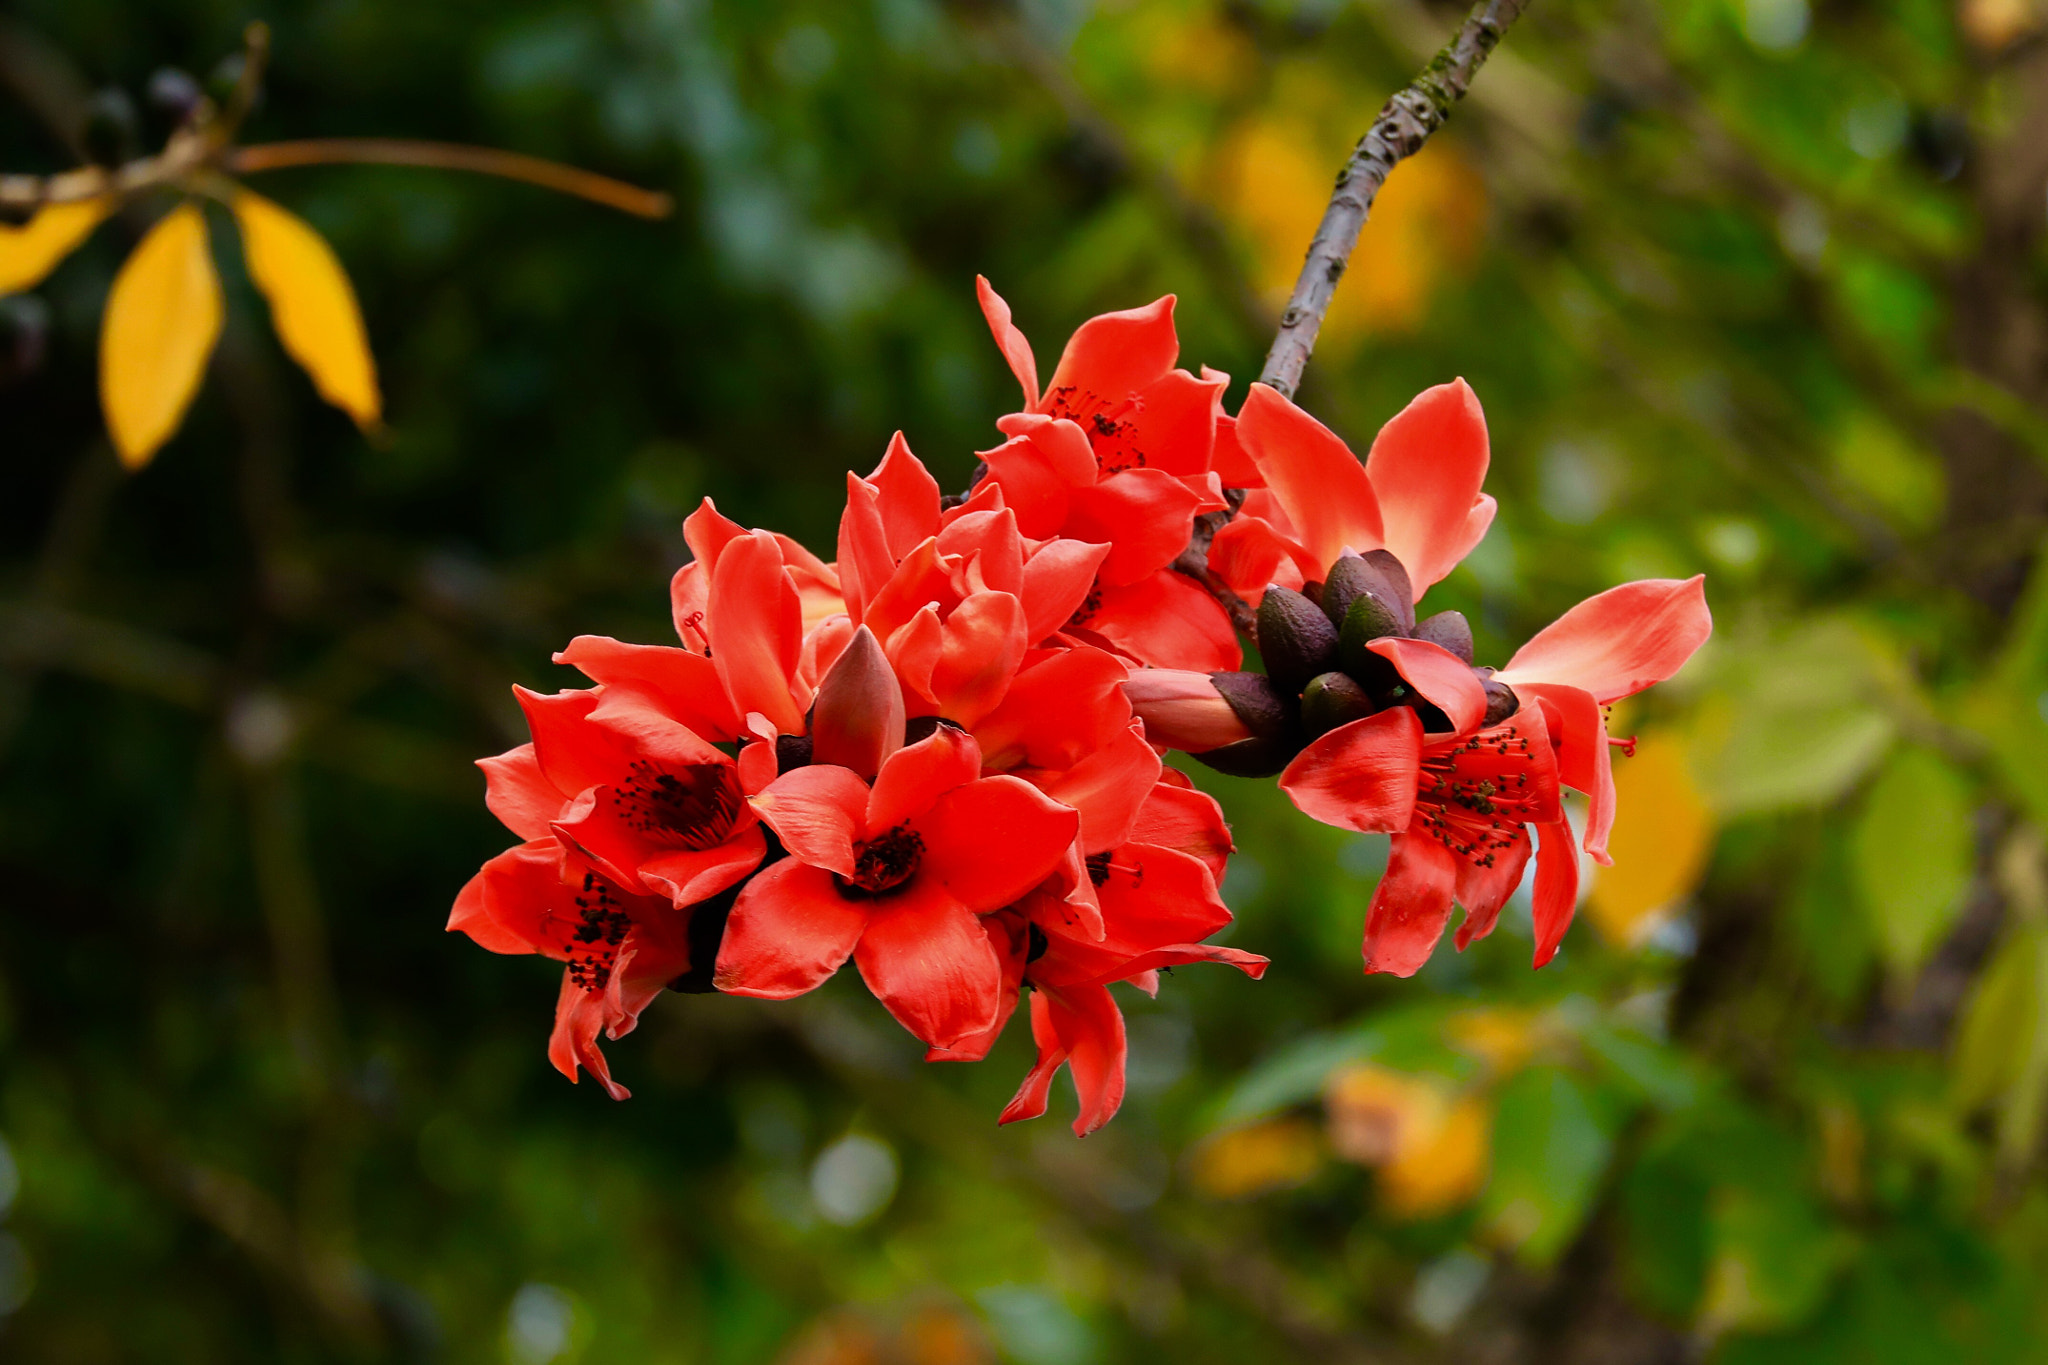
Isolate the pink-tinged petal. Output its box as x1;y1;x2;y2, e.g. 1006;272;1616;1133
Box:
1423;494;1497;605
749;764;870;876
885;605;944;711
869;432;943;560
1208;514;1315;599
915;774;1081;911
1364;378;1490;591
708;531;806;734
1280;707;1424;833
1363;833;1460;976
550;971;630;1100
1452;826;1532;951
1519;681;1616;864
1235;382;1384;568
836;472;891;626
854;878;1004;1048
868;724;981;832
980;435;1075;540
514;686;619;798
715;859;868;998
1123;368;1225;478
999;989;1065;1127
933;592;1029;729
1531;818;1581;968
995;413;1100;487
682;497;749;575
977;275;1039;409
448;839;566;955
1030;722;1161;853
776;535;846;634
670;561;710;653
1085;571;1242;672
477;743;565;841
811;625;905;780
1123;669;1253;753
939;507;1024;597
972;646;1131;772
737;737;778;795
1041;295;1179;418
639;824;768;908
1129;780;1233;883
1496;576;1713;704
1365;638;1487;735
927;914;1030;1063
1020;538;1112;642
1063;468;1204;588
799;613;855;692
555;636;742;742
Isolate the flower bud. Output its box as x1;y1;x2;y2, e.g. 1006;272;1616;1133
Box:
1337;596;1405;697
1192;735;1298;779
1125;669;1255;752
1300;671;1376;738
810;625;903;778
1257;585;1339;696
1320;550;1414;634
1481;677;1519;727
1210;670;1295;740
1413;610;1473;665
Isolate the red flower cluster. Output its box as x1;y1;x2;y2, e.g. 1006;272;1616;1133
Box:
451;282;1711;1130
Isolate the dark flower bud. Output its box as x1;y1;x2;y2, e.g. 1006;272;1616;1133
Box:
1210;671;1294;740
80;89;138;169
1256;585;1339;695
1337;595;1405;697
1300;671;1375;738
1480;674;1519;727
1193;734;1300;779
774;733;814;773
1413;610;1474;664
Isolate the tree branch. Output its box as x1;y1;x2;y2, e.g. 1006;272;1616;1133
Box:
1258;0;1534;398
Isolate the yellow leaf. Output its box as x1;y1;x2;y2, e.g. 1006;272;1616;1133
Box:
1325;1064;1491;1218
0;196;111;295
1585;731;1716;947
1187;1117;1323;1200
231;190;381;429
99;203;223;469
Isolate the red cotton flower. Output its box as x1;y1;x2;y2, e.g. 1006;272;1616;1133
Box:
714;722;1081;1049
975;277;1240;672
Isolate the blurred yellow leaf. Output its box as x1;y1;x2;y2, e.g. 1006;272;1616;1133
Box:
1447;1007;1542;1076
232;190;381;429
1187;1117;1322;1200
1586;732;1716;947
1960;0;2042;50
1326;1064;1490;1219
0;197;111;295
99;202;224;469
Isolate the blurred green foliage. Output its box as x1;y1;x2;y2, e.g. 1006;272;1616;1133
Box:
3;0;2048;1361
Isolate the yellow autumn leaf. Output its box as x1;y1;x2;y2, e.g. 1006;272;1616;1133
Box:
1326;1064;1492;1219
232;190;381;429
1585;731;1716;947
0;196;111;295
1186;1117;1323;1200
100;203;224;469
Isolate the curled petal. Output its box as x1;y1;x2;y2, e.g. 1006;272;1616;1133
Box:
1365;638;1488;735
1364;379;1491;593
750;764;870;876
1235;382;1384;568
980;435;1073;540
549;971;630;1100
868;724;981;832
973;647;1131;771
555;635;741;742
1496;576;1713;704
639;824;769;908
885;605;945;711
1532;818;1581;968
999;984;1127;1136
1519;681;1616;864
1279;707;1423;834
1041;295;1179;418
1129;781;1233;883
477;743;566;841
1208;513;1316;599
977;275;1040;409
682;498;749;576
1030;722;1162;853
448;839;570;955
1363;833;1460;977
1452;826;1532;951
708;531;806;734
932;591;1029;729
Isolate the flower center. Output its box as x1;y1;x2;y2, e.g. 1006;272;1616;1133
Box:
565;872;631;992
1413;722;1549;868
840;824;923;898
611;761;741;849
1045;385;1149;474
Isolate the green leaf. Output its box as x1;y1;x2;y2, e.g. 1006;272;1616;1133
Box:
1699;1181;1847;1335
1850;746;1977;983
1950;923;2048;1165
1478;1067;1623;1267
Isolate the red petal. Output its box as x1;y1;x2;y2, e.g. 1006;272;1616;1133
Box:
932;591;1029;729
1063;468;1204;588
861;536;954;644
1279;708;1423;833
885;605;945;711
853;878;1004;1048
514;686;617;798
926;914;1030;1063
1002;984;1128;1136
714;859;868;998
549;971;630;1100
868;723;981;832
1085;570;1242;672
1364;379;1490;592
1124;369;1225;478
1362;833;1459;976
939;506;1024;597
448;839;568;955
1208;407;1262;487
477;743;565;841
1517;681;1616;864
994;413;1100;486
708;531;806;734
749;765;870;875
799;613;855;693
1034;845;1235;986
1497;576;1713;704
555;636;742;742
999;989;1066;1127
1028;722;1161;853
981;435;1074;541
869;432;942;560
972;646;1131;771
811;625;904;780
670;561;710;653
1129;781;1233;883
915;775;1081;912
1366;637;1488;734
1020;539;1112;643
836;471;892;626
1235;382;1384;568
638;824;768;907
1042;295;1178;419
1531;818;1581;968
977;275;1039;409
1208;513;1315;599
1452;826;1532;951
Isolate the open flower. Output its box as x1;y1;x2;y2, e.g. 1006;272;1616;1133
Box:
714;724;1080;1049
975;278;1240;671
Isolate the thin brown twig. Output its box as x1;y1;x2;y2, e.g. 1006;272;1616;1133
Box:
229;139;674;218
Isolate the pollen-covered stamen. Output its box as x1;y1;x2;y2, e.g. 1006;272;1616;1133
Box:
1413;722;1550;868
839;824;924;898
1084;851;1145;888
1066;586;1102;629
1045;384;1150;474
564;871;632;993
609;760;742;849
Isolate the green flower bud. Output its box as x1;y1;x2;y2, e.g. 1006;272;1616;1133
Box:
1413;610;1474;664
1300;671;1375;738
1256;585;1339;696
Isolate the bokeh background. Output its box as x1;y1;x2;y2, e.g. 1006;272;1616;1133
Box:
5;0;2048;1360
